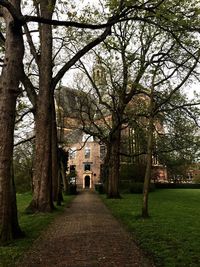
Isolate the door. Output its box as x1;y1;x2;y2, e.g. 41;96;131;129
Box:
85;175;90;188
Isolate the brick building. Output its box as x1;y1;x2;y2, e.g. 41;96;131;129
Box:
67;134;105;189
55;86;167;189
55;57;168;188
55;86;107;189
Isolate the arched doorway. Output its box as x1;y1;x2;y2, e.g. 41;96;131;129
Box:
85;175;90;188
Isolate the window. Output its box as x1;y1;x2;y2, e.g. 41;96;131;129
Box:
82;134;94;142
69;147;76;159
70;165;76;172
100;145;106;160
84;164;91;171
85;147;90;159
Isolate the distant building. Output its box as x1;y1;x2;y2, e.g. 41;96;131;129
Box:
55;59;167;189
55;85;167;189
67;133;105;189
55;86;106;189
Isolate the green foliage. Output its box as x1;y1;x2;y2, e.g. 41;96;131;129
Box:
95;183;105;194
66;170;77;195
0;193;74;267
14;165;32;193
66;170;77;179
129;182;144;194
157;91;200;176
13;143;33;193
102;189;200;267
120;163;146;183
155;183;200;189
68;184;77;195
193;174;200;184
120;181;155;194
106;0;136;11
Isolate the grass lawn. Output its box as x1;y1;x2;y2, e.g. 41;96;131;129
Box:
102;189;200;267
0;193;74;267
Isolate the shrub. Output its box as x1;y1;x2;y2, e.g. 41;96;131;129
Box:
13;142;34;193
67;170;77;194
120;181;155;194
95;183;105;194
120;163;146;183
193;174;200;184
68;184;77;195
14;163;32;193
129;182;144;194
155;183;200;189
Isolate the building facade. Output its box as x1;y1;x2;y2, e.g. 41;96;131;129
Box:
55;85;168;189
67;134;105;189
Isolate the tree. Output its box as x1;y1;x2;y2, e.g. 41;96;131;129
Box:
24;0;56;213
140;42;200;218
156;92;200;182
23;4;115;211
0;0;129;241
77;3;200;207
21;1;136;210
0;0;24;244
73;22;150;198
0;0;200;243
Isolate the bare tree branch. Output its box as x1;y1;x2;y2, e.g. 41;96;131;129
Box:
15;108;33;124
14;135;35;147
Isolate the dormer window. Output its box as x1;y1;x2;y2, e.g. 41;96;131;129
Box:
82;134;93;142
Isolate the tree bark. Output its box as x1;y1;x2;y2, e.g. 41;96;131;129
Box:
0;0;24;244
107;115;121;198
10;163;24;238
102;142;111;194
142;97;154;218
26;1;55;213
51;97;59;202
61;160;67;194
58;148;68;195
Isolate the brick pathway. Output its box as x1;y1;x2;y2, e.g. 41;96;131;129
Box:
17;190;155;267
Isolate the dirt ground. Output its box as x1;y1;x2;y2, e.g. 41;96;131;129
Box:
16;190;155;267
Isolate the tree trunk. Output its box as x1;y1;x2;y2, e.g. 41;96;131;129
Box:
107;121;121;198
61;160;68;194
142;100;154;218
10;164;24;238
51;97;59;202
0;0;24;244
26;1;55;213
58;148;68;195
102;143;111;194
56;167;63;206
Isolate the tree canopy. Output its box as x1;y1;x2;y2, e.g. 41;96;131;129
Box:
0;0;200;243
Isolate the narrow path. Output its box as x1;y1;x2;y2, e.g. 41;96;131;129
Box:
17;190;154;267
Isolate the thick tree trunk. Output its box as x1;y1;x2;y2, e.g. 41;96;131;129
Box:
107;124;121;199
28;102;53;212
102;144;111;194
10;164;24;238
27;1;55;213
0;0;24;244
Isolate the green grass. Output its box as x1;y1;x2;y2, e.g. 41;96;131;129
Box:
102;189;200;267
0;193;74;267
